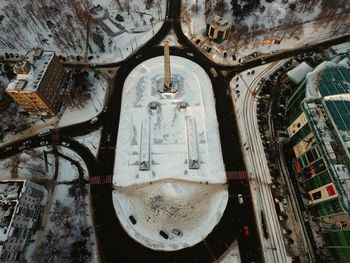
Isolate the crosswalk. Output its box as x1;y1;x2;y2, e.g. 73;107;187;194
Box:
90;176;113;185
226;171;248;180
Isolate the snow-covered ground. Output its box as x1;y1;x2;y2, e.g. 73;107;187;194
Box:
74;128;102;157
0;0;165;64
113;56;228;250
181;0;350;64
57;146;89;181
27;184;97;262
0;146;55;180
59;72;108;127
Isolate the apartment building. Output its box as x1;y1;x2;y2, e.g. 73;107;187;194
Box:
0;180;45;262
6;48;66;116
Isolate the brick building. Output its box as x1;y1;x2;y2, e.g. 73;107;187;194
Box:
6;48;66;116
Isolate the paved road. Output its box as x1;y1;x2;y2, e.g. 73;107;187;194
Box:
1;0;350;262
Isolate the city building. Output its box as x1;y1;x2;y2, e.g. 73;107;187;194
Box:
6;48;66;116
0;180;45;262
286;58;350;262
205;15;231;44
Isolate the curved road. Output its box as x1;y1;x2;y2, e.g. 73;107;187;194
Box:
1;1;350;262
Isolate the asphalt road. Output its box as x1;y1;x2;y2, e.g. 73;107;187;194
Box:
1;0;350;262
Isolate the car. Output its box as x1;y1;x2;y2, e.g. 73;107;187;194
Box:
40;141;48;146
238;194;244;204
107;134;111;142
135;54;142;59
90;63;97;68
159;230;169;239
243;225;250;236
19;145;27;151
61;141;70;147
103;106;108;113
129;215;137;225
283;198;288;207
172;229;182;236
186;52;194;57
90;117;98;124
39;129;51;137
4;146;12;152
210;67;218;77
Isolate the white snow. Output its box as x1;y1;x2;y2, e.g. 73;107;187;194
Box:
0;0;166;64
287;62;313;85
59;73;108;127
0;146;55;180
57;146;89;181
74;128;102;157
181;0;350;65
112;56;228;251
114;56;226;186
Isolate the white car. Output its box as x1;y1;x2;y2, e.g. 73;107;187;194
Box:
238;194;244;204
62;141;70;147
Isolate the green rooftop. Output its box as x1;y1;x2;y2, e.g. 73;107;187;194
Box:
325;100;350;142
317;67;350;97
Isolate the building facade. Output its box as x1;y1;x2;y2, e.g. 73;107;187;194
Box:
6;48;66;116
205;15;231;44
286;59;350;262
0;180;45;262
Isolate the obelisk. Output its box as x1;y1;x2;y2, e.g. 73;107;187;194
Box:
163;40;172;92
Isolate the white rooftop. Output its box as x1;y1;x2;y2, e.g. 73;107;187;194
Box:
0;181;22;242
287;61;313;85
6;51;55;92
113;56;228;250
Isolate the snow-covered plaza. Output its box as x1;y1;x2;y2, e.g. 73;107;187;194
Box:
112;56;228;250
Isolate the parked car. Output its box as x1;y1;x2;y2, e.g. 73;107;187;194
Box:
159;230;169;239
243;225;250;236
172;229;182;236
129;215;137;225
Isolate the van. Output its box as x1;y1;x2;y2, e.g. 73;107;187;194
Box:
39;129;51;137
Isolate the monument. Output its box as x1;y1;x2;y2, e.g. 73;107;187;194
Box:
158;40;178;93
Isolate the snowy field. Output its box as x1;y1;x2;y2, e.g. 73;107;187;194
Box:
59;73;108;127
181;0;350;64
74;128;102;157
0;0;165;63
0;146;55;180
113;56;228;250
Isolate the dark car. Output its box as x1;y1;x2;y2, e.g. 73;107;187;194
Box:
159;230;169;239
129;215;137;225
243;225;250;236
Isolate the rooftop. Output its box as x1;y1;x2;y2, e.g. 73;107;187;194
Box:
0;181;23;242
287;62;313;85
207;15;231;31
6;50;55;93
